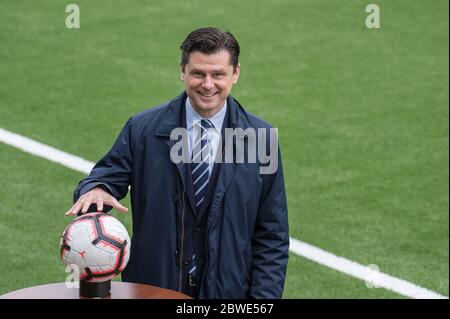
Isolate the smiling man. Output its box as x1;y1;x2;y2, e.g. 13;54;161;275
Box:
180;35;240;118
65;27;289;299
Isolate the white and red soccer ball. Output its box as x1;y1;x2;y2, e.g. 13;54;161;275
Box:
60;212;131;282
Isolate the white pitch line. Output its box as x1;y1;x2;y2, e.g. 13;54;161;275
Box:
0;127;94;174
0;127;448;299
289;238;447;299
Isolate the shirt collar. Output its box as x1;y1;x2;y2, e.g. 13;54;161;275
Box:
185;97;227;133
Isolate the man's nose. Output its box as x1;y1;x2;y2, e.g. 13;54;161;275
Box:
202;76;214;90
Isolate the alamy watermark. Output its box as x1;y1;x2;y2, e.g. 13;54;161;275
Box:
65;264;80;288
65;4;80;29
365;4;380;29
365;264;381;289
169;127;279;175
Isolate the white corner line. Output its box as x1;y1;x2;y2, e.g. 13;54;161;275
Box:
0;127;448;299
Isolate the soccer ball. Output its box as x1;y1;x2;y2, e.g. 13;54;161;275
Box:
60;212;131;282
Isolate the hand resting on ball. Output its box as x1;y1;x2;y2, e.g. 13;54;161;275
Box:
65;186;128;216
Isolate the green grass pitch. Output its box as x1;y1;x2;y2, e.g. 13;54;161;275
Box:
0;0;447;298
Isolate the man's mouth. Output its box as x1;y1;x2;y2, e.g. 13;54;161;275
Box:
198;92;218;97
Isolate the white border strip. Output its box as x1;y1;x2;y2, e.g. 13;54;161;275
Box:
0;127;448;299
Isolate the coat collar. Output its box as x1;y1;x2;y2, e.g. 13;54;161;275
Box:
154;93;186;137
154;92;251;137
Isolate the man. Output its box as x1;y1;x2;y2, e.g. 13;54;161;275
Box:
65;27;289;298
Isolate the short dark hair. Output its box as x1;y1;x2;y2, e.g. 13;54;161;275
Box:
180;27;240;70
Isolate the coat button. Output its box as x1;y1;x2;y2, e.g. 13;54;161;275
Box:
183;260;189;266
195;227;201;232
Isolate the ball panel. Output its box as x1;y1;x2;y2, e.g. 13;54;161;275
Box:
98;215;130;245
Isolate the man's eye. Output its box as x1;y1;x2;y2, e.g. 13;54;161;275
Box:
193;72;203;77
213;73;224;78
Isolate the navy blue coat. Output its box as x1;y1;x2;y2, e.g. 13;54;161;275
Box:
73;92;289;298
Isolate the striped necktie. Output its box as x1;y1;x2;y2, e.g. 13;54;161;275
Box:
191;119;214;208
188;119;213;288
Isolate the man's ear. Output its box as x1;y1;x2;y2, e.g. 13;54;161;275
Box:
233;63;241;84
180;64;185;81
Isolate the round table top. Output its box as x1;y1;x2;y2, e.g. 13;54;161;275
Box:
0;281;191;299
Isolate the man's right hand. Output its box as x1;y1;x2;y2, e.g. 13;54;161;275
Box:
65;186;129;216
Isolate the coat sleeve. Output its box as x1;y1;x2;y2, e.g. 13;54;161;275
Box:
250;146;289;299
73;118;134;208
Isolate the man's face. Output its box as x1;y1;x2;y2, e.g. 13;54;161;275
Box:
180;50;240;117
